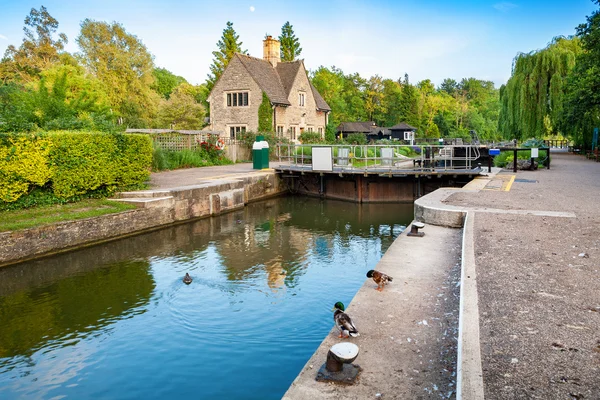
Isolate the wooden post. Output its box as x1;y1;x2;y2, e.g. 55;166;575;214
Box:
513;148;517;173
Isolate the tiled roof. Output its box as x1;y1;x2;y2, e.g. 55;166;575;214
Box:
275;61;301;97
235;54;331;111
337;121;377;133
235;54;291;106
389;122;417;130
310;81;331;111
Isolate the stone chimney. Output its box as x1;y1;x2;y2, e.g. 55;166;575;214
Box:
263;36;281;67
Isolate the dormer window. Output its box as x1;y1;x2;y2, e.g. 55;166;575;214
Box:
227;92;249;107
298;92;305;107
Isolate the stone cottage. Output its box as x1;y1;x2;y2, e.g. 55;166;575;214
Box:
207;36;331;142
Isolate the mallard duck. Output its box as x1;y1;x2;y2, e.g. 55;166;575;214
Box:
366;269;393;291
333;302;359;338
183;273;193;284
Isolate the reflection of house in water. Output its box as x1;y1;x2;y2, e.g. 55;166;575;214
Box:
265;258;286;289
216;215;314;288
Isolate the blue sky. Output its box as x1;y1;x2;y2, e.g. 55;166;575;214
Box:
0;0;596;88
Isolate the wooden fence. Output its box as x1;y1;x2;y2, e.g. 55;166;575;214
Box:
125;129;252;162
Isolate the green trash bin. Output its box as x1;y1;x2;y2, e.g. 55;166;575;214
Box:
261;138;269;169
253;135;264;170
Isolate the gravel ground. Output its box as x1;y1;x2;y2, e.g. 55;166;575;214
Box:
444;152;600;399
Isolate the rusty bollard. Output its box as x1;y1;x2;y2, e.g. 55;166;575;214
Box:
407;221;425;237
316;342;361;384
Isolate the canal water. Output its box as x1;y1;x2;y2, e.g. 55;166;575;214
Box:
0;196;413;399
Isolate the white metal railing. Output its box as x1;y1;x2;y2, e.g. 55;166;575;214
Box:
275;144;482;172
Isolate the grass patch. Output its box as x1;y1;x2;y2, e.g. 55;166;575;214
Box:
0;199;137;232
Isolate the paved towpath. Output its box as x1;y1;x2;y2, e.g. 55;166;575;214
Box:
444;151;600;399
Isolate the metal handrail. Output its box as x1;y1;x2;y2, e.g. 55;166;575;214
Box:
275;143;483;172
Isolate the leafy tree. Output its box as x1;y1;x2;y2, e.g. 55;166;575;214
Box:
398;74;420;127
76;19;159;127
439;78;458;96
207;21;246;92
560;1;600;148
258;91;273;132
0;83;36;131
279;22;302;62
0;64;116;132
156;84;205;129
498;36;580;140
152;67;187;99
1;6;68;83
379;78;402;127
365;75;385;122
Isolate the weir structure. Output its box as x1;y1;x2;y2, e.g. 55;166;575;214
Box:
274;143;486;202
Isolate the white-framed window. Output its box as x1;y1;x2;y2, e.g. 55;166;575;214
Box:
229;125;247;139
226;92;249;107
298;92;305;107
290;126;296;140
307;126;314;133
318;127;323;135
276;125;284;137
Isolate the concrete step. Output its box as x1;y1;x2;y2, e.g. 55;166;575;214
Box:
114;189;172;199
110;196;174;208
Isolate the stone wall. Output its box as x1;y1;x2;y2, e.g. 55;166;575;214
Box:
277;62;327;137
0;173;286;267
209;56;262;135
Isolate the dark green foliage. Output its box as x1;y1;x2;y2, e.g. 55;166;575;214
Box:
207;21;246;92
258;91;273;132
279;22;302;62
344;133;367;145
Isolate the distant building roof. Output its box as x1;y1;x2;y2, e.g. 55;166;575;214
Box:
389;122;417;131
337;121;377;133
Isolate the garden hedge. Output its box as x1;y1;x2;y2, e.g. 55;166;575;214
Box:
0;131;152;203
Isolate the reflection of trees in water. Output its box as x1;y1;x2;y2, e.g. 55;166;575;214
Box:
0;261;154;361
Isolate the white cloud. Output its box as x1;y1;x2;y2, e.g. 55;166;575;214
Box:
0;34;7;40
249;6;255;12
493;2;518;12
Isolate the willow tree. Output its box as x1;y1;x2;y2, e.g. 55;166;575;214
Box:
498;36;581;140
559;1;600;148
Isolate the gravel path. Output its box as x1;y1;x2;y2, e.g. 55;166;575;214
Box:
444;152;600;399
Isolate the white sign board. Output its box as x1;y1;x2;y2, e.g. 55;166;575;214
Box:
312;147;333;172
531;148;539;158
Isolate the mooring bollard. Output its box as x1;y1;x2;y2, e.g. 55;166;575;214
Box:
407;221;425;237
316;342;361;384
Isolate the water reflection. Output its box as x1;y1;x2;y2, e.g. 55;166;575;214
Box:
0;196;412;399
0;261;154;361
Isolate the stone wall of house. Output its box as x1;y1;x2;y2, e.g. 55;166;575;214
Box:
274;63;327;142
209;56;262;136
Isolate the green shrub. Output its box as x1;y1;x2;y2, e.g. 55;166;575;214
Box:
493;149;548;168
344;133;367;145
0;131;153;206
298;131;323;144
0;132;54;202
